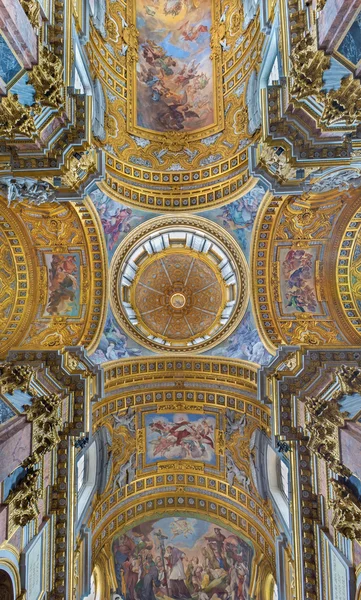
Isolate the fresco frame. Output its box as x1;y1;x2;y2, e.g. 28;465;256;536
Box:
126;0;225;142
36;248;84;320
275;243;325;318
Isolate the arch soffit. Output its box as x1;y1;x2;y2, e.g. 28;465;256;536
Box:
91;356;275;581
0;196;108;355
250;189;361;353
0;196;38;359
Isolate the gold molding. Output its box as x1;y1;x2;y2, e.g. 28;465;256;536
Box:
251;191;350;351
128;246;228;346
12;197;108;353
102;355;259;394
334;205;361;342
91;491;276;566
93;388;270;432
86;1;264;212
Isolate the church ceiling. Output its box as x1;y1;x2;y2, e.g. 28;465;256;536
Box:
109;215;249;353
251;188;361;351
2;0;361;598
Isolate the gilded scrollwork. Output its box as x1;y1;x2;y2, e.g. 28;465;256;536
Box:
12;198;107;354
28;47;64;109
258;145;314;184
62;148;97;189
275;197;342;241
321;75;361;126
6;468;41;532
336;365;361;396
19;0;41;27
0;94;38;138
86;0;264;210
0;363;35;395
305;395;351;476
290;32;330;100
22;393;62;467
330;480;361;542
24;393;61;421
252;191;350;352
280;316;340;346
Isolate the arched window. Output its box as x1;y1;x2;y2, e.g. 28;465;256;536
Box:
272;582;279;600
246;70;261;135
267;445;290;526
92;79;106;141
77;441;97;521
0;569;14;600
91;0;106;37
77;453;86;493
243;0;259;28
278;457;290;501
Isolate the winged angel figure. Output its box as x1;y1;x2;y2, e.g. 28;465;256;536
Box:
164;0;199;16
112;406;136;435
225;409;247;440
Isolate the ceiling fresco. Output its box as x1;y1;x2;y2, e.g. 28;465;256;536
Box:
88;182;272;364
134;0;217;133
111;517;254;600
251;189;361;351
0;195;107;359
87;0;263;210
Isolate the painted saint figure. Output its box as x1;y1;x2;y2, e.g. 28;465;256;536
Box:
165;545;191;598
112;518;253;600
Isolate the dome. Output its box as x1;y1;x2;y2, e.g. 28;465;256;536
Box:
110;215;249;352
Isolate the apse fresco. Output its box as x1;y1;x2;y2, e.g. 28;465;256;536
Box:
136;0;214;131
112;517;253;600
145;413;216;463
280;248;319;314
44;253;80;317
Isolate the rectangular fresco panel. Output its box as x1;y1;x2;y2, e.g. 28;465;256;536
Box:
145;412;216;463
136;0;214;131
44;253;80;317
112;517;253;599
279;247;320;314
